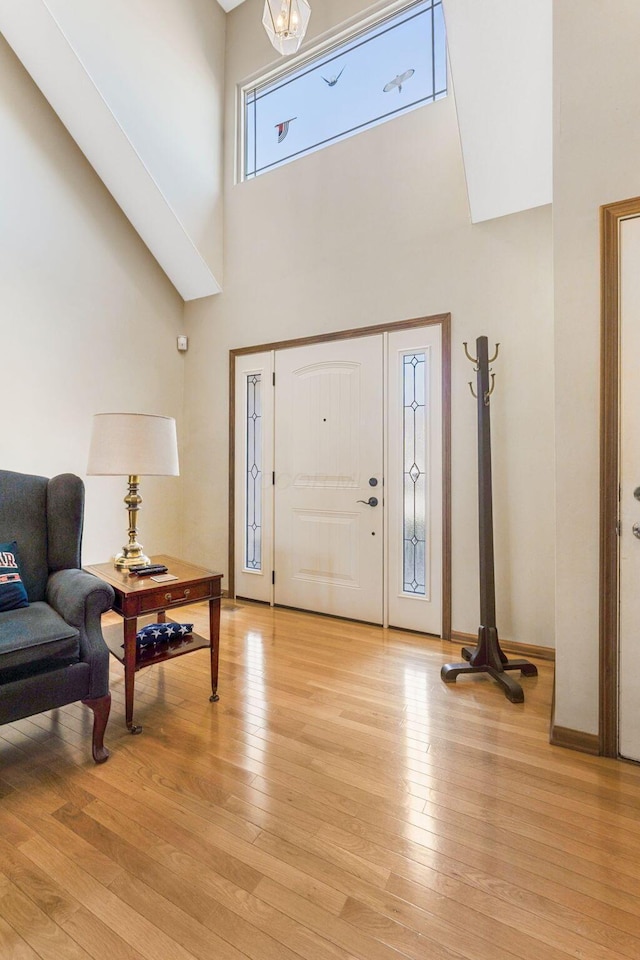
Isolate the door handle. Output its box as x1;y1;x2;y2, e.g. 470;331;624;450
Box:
633;522;640;539
356;497;378;507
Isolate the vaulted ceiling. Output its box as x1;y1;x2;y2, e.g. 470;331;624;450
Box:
0;0;551;300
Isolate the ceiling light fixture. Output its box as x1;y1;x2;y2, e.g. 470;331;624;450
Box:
263;0;311;56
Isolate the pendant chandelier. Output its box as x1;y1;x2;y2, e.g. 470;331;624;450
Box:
263;0;311;56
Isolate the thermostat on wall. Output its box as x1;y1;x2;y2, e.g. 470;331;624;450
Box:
177;335;188;352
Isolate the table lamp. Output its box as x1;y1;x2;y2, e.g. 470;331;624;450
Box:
87;413;179;570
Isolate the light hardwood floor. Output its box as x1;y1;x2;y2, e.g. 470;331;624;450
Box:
1;599;640;960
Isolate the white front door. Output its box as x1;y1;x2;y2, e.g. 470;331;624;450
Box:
274;336;384;623
233;322;445;635
619;215;640;762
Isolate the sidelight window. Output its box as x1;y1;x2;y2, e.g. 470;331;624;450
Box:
245;373;263;571
402;353;427;595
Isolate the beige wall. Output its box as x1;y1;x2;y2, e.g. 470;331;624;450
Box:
183;0;555;645
553;0;640;732
0;38;185;565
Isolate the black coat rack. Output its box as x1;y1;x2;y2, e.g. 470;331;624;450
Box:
441;336;537;703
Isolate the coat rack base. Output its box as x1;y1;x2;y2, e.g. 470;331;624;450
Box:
441;627;538;703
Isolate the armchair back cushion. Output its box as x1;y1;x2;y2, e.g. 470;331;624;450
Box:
47;473;84;573
0;471;83;600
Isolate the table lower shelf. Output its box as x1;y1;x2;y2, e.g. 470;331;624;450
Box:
102;619;210;672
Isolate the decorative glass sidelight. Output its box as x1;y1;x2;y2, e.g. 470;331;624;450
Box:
402;353;427;594
245;374;262;571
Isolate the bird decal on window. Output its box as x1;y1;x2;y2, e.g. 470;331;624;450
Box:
383;68;415;94
275;117;297;143
321;65;345;87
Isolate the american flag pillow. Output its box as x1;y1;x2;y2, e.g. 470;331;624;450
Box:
0;541;29;612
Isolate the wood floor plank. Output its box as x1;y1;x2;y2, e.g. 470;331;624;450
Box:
61;801;290;960
0;835;81;927
106;869;255;960
84;792;349;917
1;601;640;960
0;911;42;960
0;870;91;960
59;906;149;960
16;833;203;960
255;876;426;960
315;816;640;939
251;821;636;960
48;782;355;960
385;871;640;960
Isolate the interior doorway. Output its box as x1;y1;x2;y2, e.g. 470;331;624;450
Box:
230;315;451;638
600;197;640;760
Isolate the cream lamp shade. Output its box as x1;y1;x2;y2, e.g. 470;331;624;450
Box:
87;413;179;477
87;413;179;570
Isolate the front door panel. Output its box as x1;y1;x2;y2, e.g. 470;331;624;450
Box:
274;337;383;623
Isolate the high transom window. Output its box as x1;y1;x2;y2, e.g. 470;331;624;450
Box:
243;0;446;180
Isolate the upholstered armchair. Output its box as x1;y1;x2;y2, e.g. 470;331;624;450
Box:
0;469;114;762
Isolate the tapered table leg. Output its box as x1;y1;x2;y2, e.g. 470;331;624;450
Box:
209;595;221;702
123;618;142;733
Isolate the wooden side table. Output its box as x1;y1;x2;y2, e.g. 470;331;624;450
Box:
85;555;223;733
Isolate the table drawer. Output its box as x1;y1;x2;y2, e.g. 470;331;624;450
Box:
137;579;213;613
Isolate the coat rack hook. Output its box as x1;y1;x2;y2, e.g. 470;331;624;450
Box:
488;343;500;364
484;373;496;405
463;342;479;366
468;381;477;399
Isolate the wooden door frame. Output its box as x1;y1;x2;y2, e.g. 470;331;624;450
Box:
600;197;640;757
229;312;452;639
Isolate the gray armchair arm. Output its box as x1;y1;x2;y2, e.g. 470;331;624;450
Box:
46;569;114;698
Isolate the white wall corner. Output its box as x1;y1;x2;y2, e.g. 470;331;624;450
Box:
0;0;222;300
443;0;552;223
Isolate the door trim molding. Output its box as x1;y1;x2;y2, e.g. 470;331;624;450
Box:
549;725;600;756
600;197;640;758
229;313;452;639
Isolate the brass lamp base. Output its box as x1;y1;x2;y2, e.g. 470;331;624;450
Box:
113;474;150;571
114;547;151;571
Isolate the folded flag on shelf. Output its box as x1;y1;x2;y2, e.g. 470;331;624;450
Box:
134;622;194;647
